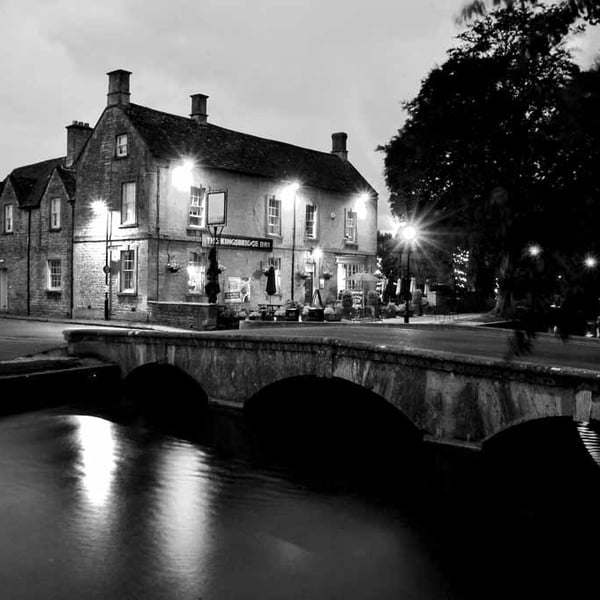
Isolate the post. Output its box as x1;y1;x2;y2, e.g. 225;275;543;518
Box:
103;210;111;321
290;192;297;301
404;244;411;324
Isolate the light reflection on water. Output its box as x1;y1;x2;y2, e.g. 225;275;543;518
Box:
1;409;599;599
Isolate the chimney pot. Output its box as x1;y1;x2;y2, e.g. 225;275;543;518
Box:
190;93;209;124
107;69;132;107
331;132;348;161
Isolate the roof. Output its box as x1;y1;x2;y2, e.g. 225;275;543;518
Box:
123;103;377;196
6;157;73;208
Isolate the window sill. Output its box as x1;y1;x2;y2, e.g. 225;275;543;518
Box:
267;233;283;240
2;231;14;235
344;240;358;247
49;227;62;233
114;155;129;160
46;289;62;296
119;224;138;229
117;292;137;297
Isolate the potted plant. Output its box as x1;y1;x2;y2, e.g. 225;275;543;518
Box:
285;300;301;321
274;307;287;321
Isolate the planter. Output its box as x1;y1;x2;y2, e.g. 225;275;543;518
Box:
324;312;341;322
285;308;300;321
304;307;324;322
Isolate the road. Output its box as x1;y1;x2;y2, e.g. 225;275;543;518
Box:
0;319;120;361
2;316;600;374
224;323;600;373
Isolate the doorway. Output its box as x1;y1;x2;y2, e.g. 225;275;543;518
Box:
0;269;7;311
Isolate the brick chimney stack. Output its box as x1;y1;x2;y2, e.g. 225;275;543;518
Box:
331;132;348;161
107;69;131;106
66;121;92;168
190;94;209;124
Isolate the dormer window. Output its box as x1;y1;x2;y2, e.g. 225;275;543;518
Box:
116;134;128;157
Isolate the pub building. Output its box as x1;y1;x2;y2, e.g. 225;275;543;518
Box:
0;69;377;327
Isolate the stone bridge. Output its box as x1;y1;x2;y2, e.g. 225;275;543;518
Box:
64;328;600;451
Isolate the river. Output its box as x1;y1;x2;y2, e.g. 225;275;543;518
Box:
0;395;599;599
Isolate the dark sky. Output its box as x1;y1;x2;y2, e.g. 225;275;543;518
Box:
1;0;598;231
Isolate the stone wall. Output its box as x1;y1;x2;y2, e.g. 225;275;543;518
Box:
147;301;217;330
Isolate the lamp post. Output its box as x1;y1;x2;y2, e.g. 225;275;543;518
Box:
283;182;300;301
400;224;417;324
92;200;113;321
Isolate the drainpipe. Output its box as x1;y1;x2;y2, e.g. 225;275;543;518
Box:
26;209;31;315
156;165;161;302
69;199;75;318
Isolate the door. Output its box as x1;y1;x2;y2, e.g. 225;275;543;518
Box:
0;269;7;311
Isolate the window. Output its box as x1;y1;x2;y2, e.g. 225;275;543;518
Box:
116;134;128;157
189;186;205;228
47;259;62;290
121;182;136;225
120;249;136;293
305;204;317;239
187;251;206;293
344;209;357;243
338;262;362;291
3;204;13;233
267;196;281;236
50;197;61;230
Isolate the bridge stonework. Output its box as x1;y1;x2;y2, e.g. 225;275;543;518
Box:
65;329;600;450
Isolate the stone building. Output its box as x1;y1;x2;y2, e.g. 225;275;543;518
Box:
0;69;377;326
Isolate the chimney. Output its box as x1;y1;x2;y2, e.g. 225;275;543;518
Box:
107;69;131;106
66;121;92;168
331;132;348;161
190;94;208;124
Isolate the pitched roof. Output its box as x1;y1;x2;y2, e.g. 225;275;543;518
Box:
123;103;377;196
8;157;67;208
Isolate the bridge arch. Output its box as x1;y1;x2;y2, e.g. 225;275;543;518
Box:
117;362;209;435
244;375;423;479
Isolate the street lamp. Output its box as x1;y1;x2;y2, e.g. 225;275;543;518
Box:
92;200;113;321
283;182;300;301
398;223;418;323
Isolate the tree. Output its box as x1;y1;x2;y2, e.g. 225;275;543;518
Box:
380;3;595;318
459;0;600;26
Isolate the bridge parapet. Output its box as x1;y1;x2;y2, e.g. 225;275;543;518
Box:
64;328;600;449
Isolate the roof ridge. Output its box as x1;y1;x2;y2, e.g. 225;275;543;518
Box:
128;103;338;160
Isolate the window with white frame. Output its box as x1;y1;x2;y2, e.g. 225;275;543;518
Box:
3;204;13;233
50;197;61;230
305;204;317;239
121;182;136;225
47;259;62;290
187;251;206;293
344;209;357;243
120;249;136;293
338;262;362;291
116;134;128;157
267;196;281;236
189;186;205;228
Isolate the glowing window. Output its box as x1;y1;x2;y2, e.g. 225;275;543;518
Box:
189;187;205;228
187;251;206;293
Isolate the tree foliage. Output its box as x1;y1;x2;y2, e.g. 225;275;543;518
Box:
380;2;600;322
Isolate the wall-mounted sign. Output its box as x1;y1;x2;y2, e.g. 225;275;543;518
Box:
207;190;227;226
205;234;273;251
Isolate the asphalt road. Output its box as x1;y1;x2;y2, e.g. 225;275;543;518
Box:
2;316;600;374
0;319;117;361
224;323;600;373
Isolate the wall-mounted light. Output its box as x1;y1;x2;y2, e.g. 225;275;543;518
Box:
172;159;194;192
355;193;369;219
